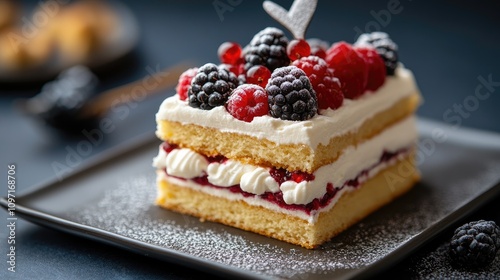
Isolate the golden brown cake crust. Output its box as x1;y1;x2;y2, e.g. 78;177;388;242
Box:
157;92;420;173
156;153;419;249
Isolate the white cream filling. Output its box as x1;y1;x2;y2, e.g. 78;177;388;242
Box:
156;67;418;148
240;167;280;195
165;148;208;179
153;116;418;206
158;172;319;222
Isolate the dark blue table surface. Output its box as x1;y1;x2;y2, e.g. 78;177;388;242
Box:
1;0;500;279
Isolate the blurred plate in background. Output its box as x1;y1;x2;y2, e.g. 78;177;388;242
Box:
0;0;139;83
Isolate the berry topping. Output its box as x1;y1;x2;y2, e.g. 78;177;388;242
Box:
266;66;317;121
292;56;343;110
161;142;177;153
243;27;290;72
355;32;399;76
269;167;314;184
449;220;500;268
286;39;311;61
307;38;329;59
218;42;242;65
219;62;245;77
355;47;386;91
269;167;289;185
188;63;239;110
325;42;368;99
176;67;198;101
246;65;271;87
226;84;268;122
291;171;315;183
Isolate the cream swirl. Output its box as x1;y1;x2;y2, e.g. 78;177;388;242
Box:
207;160;255;187
165;148;208;179
152;145;167;170
240;167;280;195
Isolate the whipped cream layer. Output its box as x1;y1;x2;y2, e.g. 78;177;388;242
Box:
156;67;418;148
154;116;417;208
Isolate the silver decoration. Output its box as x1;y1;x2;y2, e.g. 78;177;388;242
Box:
263;0;318;39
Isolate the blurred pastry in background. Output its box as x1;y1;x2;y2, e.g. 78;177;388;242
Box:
0;26;54;69
0;0;121;72
0;0;18;31
50;0;119;64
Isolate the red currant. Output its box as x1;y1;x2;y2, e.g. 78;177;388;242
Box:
311;48;326;59
307;38;329;59
218;42;242;65
220;61;245;76
246;65;271;87
287;39;311;61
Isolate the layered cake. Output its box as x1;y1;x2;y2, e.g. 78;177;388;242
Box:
153;0;421;249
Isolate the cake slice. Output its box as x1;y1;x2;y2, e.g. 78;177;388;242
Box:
153;1;421;249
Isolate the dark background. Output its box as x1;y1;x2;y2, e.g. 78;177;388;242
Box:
1;0;499;279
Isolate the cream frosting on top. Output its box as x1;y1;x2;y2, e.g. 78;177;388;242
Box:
156;67;419;148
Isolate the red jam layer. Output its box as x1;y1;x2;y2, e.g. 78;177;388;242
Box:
160;142;408;215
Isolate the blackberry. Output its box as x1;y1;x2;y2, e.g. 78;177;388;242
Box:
449;220;500;268
188;63;239;110
354;32;399;75
266;66;317;121
27;65;99;129
243;27;290;72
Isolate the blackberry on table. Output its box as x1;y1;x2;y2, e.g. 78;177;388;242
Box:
266;66;317;121
30;65;99;129
354;32;399;76
449;220;500;268
188;63;239;110
243;27;290;72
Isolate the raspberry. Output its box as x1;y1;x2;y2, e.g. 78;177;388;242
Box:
355;47;386;91
243;27;290;72
287;39;311;61
292;56;343;110
176;67;198;100
188;63;239;110
354;32;399;75
325;42;368;99
226;84;268;122
449;220;500;268
266;66;317;121
307;38;329;59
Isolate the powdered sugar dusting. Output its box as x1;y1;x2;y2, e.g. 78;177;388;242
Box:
64;135;500;279
64;172;485;279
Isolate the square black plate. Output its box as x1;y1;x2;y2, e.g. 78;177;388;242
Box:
2;118;500;279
